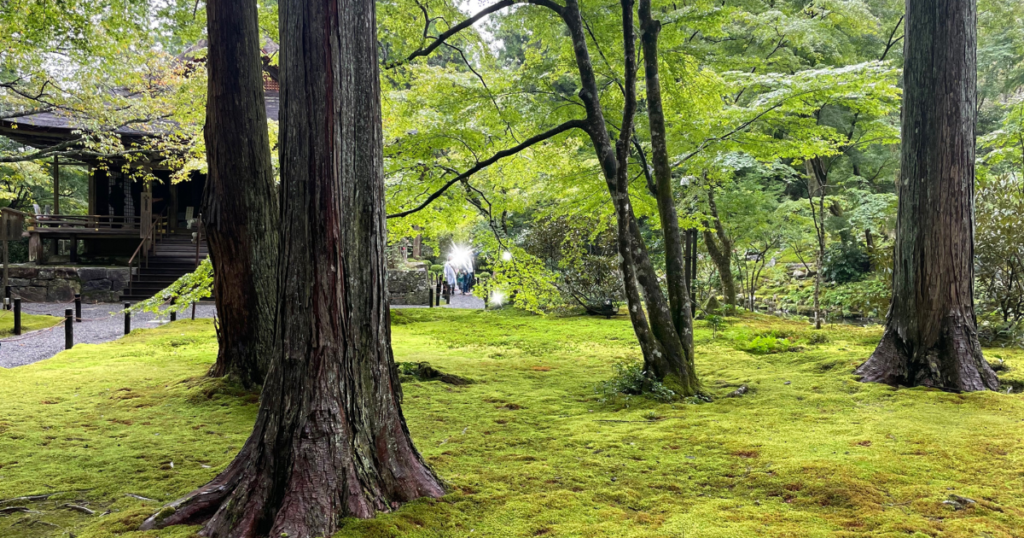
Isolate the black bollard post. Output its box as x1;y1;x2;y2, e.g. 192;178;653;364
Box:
124;302;131;335
74;294;82;322
65;308;74;349
13;298;21;335
428;288;434;308
170;310;177;322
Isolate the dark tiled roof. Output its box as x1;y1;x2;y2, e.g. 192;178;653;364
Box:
3;89;280;143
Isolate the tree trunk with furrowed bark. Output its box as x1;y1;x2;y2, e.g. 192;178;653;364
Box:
141;0;444;534
856;0;998;391
203;0;279;387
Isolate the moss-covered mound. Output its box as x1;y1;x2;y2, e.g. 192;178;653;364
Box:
1;311;1022;537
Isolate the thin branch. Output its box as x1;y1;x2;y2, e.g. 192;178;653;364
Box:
384;0;565;70
387;119;587;218
671;100;789;168
879;15;904;61
442;42;519;142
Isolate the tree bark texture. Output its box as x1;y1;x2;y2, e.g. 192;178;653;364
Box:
557;0;698;395
141;0;444;534
203;0;280;387
702;186;736;308
639;0;693;343
856;0;998;391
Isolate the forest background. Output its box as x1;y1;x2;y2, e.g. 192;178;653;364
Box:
1;0;1023;347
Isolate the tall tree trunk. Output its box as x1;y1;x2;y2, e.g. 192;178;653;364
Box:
856;0;998;391
203;0;279;387
636;0;696;390
638;0;692;343
141;0;444;534
702;186;737;308
558;0;697;395
805;159;827;330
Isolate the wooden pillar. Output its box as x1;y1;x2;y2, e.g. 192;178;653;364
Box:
95;168;109;225
87;165;96;217
49;156;59;258
169;184;179;231
28;233;43;263
2;239;7;303
52;156;60;215
412;225;422;258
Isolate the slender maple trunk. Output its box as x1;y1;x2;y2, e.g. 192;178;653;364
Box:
637;0;696;389
203;0;279;387
141;0;444;534
702;186;737;308
639;0;691;340
856;0;998;391
555;0;696;395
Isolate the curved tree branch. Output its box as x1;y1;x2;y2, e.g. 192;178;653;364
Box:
387;118;586;218
383;0;564;70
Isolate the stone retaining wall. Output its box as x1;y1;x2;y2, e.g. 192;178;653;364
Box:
389;269;431;305
6;265;430;305
6;265;129;303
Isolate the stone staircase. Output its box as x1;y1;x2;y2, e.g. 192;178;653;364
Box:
121;233;208;302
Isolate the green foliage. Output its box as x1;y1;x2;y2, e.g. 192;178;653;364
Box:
821;242;871;284
595;360;677;404
127;257;213;317
705;314;725;339
739;333;795;355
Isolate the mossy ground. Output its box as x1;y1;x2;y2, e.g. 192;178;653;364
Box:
0;312;62;337
1;311;1022;537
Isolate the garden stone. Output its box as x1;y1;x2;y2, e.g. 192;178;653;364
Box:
47;282;76;303
727;385;749;398
77;267;110;281
83;279;112;291
18;287;48;302
82;290;121;303
10;267;37;279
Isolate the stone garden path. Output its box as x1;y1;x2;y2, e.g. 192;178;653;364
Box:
392;292;485;309
0;303;216;369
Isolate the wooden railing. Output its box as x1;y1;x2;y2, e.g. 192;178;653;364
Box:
127;215;167;295
30;214;150;231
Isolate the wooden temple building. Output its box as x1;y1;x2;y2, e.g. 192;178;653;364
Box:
0;41;279;300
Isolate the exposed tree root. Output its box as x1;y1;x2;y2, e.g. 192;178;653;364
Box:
856;313;999;392
398;362;473;385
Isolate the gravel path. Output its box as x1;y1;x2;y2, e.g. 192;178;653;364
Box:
393;292;485;309
1;294;483;369
0;303;216;369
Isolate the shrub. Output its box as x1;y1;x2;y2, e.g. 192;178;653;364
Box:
741;334;793;354
805;331;830;345
595;360;676;403
822;243;871;284
705;315;725;338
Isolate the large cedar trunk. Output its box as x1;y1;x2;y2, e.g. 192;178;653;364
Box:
141;0;444;534
203;0;279;387
856;0;997;391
